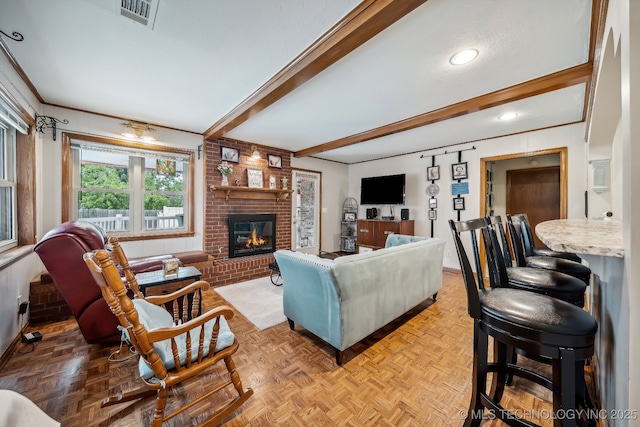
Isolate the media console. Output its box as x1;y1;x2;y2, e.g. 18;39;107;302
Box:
356;219;414;251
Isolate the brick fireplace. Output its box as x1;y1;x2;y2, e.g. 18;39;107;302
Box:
201;139;292;286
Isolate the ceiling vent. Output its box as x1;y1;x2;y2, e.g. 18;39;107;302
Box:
115;0;159;29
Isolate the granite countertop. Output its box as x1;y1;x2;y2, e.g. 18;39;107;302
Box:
535;219;624;258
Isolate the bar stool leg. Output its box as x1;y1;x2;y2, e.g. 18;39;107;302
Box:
553;348;576;427
489;340;508;402
464;323;487;427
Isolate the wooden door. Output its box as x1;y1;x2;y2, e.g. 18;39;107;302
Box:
292;170;321;254
506;166;560;248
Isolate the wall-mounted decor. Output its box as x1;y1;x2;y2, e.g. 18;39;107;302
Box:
426;166;440;181
451;182;469;195
247;168;263;188
429;198;437;209
451;162;468;180
429;210;437;220
426;183;440;197
268;154;282;168
156;159;176;176
221;146;239;163
453;197;465;211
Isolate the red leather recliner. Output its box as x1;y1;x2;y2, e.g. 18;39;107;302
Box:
34;220;171;344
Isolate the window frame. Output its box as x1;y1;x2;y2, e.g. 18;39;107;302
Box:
62;132;195;241
0;123;17;253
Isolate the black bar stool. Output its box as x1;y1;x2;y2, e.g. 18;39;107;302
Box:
487;216;586;307
449;218;597;427
511;213;582;262
506;215;591;286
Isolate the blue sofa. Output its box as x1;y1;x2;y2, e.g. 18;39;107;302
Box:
274;235;446;364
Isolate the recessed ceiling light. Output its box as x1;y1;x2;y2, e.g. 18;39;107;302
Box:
450;49;478;65
498;112;519;121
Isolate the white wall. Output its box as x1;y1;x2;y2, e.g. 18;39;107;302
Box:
291;156;349;252
349;123;588;270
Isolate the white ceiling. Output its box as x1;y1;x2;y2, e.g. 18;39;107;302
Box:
0;0;595;164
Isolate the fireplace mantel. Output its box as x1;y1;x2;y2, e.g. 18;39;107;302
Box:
208;185;293;202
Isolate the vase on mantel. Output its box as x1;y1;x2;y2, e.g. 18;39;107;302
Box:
221;175;229;186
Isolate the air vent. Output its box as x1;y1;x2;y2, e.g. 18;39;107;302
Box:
116;0;159;29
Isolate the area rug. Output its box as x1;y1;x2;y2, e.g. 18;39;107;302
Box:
214;276;286;330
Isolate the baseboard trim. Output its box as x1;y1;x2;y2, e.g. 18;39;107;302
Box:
0;322;30;372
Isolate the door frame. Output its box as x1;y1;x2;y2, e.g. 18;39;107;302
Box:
479;147;568;267
480;147;568;218
291;168;323;253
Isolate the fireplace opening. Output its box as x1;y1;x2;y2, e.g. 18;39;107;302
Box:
228;214;276;258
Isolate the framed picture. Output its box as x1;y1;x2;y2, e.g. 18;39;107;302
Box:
156;159;176;176
343;212;356;222
429;198;437;209
453;197;465;211
267;154;282;168
426;166;440;181
429;210;437;220
451;162;468;180
221;146;239;163
247;168;263;188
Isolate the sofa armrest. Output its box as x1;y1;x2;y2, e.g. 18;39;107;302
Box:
274;250;342;348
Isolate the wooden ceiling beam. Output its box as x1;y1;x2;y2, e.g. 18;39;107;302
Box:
203;0;430;141
294;63;593;158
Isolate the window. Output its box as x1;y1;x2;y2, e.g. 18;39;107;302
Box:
63;134;194;238
0;123;17;252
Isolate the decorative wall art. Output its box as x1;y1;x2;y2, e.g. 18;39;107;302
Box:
429;198;437;209
426;183;440;197
267;154;282;168
451;162;468;180
156;159;176;176
426;166;440;181
429;210;437;220
221;146;239;163
453;197;465;211
247;168;263;188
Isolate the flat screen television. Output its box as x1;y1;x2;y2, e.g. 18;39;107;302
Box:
360;174;406;205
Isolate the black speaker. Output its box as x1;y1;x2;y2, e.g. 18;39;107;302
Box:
401;208;409;220
366;208;378;219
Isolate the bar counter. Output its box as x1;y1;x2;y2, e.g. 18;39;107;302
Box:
535;218;624;258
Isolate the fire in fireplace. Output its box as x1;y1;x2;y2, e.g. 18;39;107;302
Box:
228;213;276;258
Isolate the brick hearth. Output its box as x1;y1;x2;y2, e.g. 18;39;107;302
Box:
201;139;292;286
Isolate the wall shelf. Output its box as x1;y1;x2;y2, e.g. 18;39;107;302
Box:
208;185;293;202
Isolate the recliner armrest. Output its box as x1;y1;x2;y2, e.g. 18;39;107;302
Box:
127;255;183;274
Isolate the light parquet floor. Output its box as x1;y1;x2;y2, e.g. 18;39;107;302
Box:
0;271;599;426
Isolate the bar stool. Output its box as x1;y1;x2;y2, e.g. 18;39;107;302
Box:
487;216;586;307
506;215;591;286
510;213;582;262
449;218;597;427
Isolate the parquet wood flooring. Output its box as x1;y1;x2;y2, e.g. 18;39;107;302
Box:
0;271;600;426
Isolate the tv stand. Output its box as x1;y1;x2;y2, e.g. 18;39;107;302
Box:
356;219;414;251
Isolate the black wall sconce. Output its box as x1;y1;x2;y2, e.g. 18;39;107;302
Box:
35;114;69;141
0;29;24;42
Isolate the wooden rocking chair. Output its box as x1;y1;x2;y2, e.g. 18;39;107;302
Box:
83;247;253;426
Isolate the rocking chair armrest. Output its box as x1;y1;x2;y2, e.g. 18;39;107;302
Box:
145;305;235;343
143;280;211;306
